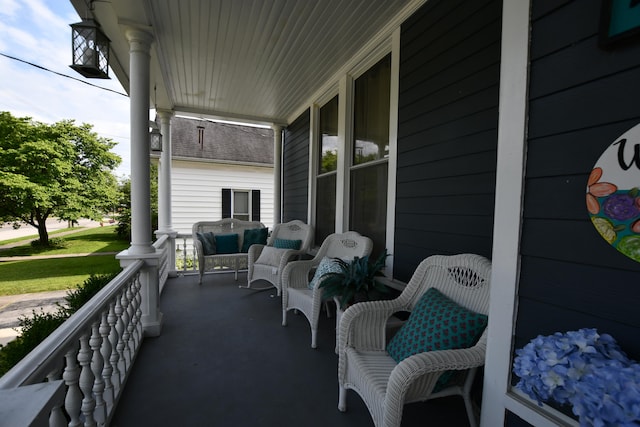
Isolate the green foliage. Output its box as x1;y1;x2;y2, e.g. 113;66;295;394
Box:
0;273;116;375
0;111;121;245
61;272;118;316
29;237;68;250
319;249;390;309
0;310;67;376
115;163;158;240
320;150;337;173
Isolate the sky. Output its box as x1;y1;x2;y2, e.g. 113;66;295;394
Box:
0;0;131;178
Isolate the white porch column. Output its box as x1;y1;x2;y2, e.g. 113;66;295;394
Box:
117;28;163;337
156;109;174;233
272;125;282;225
155;109;178;276
126;28;154;255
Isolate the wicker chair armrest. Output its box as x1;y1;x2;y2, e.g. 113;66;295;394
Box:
384;343;487;409
193;239;204;267
248;244;266;265
338;299;404;354
282;259;317;290
275;248;300;271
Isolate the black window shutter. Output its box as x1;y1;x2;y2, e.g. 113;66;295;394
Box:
251;190;261;221
222;188;231;218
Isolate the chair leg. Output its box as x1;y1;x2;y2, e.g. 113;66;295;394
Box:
282;310;288;326
311;328;317;349
338;386;347;412
462;368;479;427
463;393;478;427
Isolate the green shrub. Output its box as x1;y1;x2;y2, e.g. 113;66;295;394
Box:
0;273;117;376
0;310;67;375
61;272;118;316
30;237;68;250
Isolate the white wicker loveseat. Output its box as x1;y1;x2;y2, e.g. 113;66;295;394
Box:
192;218;266;284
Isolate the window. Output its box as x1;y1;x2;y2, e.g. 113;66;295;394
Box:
316;95;339;243
222;189;261;221
349;54;391;255
233;190;250;221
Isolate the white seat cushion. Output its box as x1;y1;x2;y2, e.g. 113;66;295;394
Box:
255;246;288;266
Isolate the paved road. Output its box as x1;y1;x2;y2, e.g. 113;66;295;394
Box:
0;291;68;346
0;218;106;346
0;218;103;249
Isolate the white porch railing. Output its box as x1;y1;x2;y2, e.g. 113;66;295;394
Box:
0;235;174;426
174;232;198;274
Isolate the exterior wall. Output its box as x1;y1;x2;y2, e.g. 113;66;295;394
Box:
170;159;274;233
282;109;310;223
394;0;502;282
516;0;640;361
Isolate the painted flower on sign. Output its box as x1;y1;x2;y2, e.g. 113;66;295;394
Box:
586;167;617;215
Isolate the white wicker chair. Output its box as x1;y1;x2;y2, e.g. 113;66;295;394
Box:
281;231;373;349
337;253;492;427
243;220;314;295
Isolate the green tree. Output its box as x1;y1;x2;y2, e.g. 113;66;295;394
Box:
115;163;158;240
0;112;121;245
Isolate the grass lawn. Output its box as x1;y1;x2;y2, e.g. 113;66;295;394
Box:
0;257;122;295
0;226;129;256
0;226;129;296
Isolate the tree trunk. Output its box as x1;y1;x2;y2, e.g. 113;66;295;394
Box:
37;221;49;246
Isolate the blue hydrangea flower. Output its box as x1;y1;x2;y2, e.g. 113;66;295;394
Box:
513;328;640;425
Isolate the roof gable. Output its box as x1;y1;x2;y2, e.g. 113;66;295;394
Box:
171;117;274;165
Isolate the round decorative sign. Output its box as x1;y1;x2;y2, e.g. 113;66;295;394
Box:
587;123;640;263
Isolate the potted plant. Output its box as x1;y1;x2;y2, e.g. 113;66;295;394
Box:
319;249;390;310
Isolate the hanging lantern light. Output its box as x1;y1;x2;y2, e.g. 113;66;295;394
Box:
150;127;163;152
70;18;110;79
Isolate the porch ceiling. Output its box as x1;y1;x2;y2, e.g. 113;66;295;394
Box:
70;0;422;126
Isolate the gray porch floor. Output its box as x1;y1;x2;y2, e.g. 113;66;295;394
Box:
110;272;473;427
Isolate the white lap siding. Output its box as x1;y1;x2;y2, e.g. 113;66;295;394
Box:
171;159;274;234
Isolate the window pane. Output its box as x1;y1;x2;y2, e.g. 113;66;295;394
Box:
350;163;388;257
234;191;249;214
316;173;336;244
319;95;339;174
353;54;391;165
233;214;250;221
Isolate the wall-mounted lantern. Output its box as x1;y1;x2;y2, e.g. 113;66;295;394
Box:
150;127;163;152
70;19;110;79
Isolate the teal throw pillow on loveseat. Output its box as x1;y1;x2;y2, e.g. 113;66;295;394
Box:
196;231;216;255
215;233;239;254
241;228;268;252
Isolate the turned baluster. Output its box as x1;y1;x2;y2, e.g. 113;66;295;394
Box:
46;368;66;427
77;333;96;427
125;282;136;353
63;345;82;427
90;320;106;425
114;294;127;376
133;276;143;348
100;310;114;409
119;289;132;367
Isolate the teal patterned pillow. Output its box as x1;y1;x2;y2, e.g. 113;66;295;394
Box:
308;257;342;290
215;233;239;254
273;238;302;250
241;228;268;252
386;287;488;391
196;231;216;255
